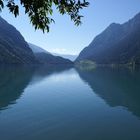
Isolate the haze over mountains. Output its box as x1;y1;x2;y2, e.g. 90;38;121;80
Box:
0;17;72;65
53;53;77;61
29;43;77;61
76;12;140;65
28;43;73;64
28;43;50;54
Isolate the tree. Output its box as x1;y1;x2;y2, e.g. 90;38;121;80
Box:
0;0;89;32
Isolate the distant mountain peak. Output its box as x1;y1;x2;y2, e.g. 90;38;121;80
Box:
28;43;73;64
109;23;121;27
28;43;50;54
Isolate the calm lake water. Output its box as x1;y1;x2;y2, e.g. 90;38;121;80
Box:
0;65;140;140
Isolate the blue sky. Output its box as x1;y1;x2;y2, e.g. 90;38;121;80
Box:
1;0;140;55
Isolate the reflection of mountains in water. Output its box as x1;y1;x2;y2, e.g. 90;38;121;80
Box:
0;65;72;111
0;66;35;110
30;65;73;85
77;67;140;118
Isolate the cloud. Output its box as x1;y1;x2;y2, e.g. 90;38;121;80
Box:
48;48;78;55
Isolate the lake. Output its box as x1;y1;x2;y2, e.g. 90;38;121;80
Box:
0;65;140;140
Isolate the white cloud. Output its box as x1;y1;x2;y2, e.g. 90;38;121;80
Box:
48;48;78;55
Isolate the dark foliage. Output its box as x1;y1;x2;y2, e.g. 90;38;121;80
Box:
0;0;89;32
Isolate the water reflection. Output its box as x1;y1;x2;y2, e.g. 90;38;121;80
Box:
77;67;140;118
0;66;34;110
0;65;72;111
0;66;140;140
31;65;73;84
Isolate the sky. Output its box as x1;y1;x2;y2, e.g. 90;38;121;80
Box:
1;0;140;55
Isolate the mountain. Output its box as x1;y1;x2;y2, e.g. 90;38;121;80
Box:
0;16;72;65
0;16;37;64
28;43;50;54
28;43;73;65
53;53;77;61
76;12;140;65
29;43;77;61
